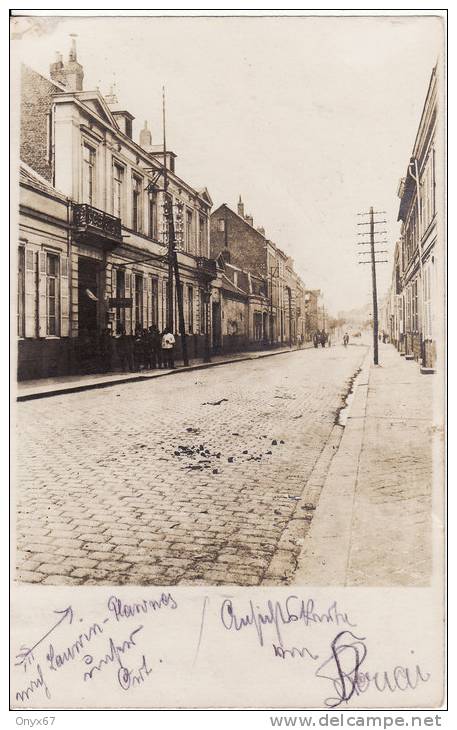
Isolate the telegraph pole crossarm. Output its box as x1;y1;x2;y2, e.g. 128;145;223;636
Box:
356;206;389;366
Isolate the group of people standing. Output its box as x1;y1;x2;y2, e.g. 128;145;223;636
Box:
312;330;331;348
115;324;176;373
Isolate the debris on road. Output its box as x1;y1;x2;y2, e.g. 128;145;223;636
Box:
202;398;228;406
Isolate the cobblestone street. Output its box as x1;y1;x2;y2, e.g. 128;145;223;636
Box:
16;344;367;586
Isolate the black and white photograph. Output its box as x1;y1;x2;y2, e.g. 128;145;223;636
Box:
10;10;446;712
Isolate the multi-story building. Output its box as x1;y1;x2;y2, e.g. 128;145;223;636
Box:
395;65;439;372
17;39;214;379
210;197;306;345
382;240;403;349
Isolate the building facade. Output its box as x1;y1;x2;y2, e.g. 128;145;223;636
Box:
304;289;322;339
17;41;215;379
393;65;439;372
210;197;306;346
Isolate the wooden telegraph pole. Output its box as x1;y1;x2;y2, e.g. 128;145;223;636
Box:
357;207;388;365
162;88;188;366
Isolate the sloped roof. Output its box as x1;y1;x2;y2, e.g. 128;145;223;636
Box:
19;162;68;202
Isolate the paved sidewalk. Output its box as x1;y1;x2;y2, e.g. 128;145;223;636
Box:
16;343;312;401
293;343;437;586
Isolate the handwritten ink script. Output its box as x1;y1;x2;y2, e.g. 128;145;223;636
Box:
218;596;431;707
12;593;430;708
14;593;177;704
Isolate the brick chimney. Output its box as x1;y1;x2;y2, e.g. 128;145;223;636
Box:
49;51;65;85
245;214;253;227
257;226;265;236
139;120;152;150
237;195;244;218
62;34;84;91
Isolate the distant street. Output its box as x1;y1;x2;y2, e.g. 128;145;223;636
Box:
16;344;367;586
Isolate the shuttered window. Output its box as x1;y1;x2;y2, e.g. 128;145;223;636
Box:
46;253;60;336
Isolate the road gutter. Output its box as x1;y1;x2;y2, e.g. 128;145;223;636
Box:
291;347;371;585
261;347;370;585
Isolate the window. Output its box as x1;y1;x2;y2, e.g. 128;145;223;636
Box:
134;274;143;329
148;192;157;240
218;218;225;232
412;280;418;332
116;268;125;331
187;285;194;333
132;175;142;232
82;144;95;205
18;247;25;337
254;312;262;341
186;210;193;252
199;215;207;255
150;275;159;325
423;264;433;339
113;163;124;218
46;253;60;336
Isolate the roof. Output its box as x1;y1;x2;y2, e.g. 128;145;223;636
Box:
221;273;248;298
212;203;267;239
19;162;68;202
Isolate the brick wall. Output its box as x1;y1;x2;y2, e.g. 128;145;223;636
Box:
210;206;267;277
222;294;248;337
20;65;60;182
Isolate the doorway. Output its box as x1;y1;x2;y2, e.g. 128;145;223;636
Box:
78;256;99;334
212;301;221;351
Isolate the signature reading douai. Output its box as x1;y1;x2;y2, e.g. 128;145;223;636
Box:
14;593;177;704
220;596;431;707
316;630;431;708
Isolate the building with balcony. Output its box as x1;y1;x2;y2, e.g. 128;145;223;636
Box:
17;39;214;378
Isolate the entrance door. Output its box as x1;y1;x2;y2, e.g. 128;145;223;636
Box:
78;257;99;334
212;301;221;351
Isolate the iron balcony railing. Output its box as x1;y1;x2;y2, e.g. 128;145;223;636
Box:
73;203;122;242
196;256;217;279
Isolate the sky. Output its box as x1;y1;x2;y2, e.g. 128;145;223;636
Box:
12;13;444;315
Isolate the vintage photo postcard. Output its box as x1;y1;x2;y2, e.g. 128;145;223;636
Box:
10;10;446;711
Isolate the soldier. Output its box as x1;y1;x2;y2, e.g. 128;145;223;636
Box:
133;324;144;371
149;324;162;369
117;324;134;372
161;327;176;369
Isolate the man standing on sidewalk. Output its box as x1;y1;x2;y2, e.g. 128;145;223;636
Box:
161;327;176;369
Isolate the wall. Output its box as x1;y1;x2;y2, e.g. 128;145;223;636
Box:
20;65;60;182
210;206;267;277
